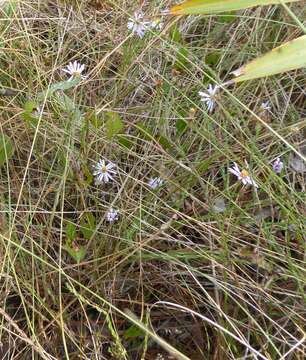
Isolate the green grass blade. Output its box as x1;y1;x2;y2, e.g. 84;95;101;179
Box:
231;35;306;82
170;0;301;15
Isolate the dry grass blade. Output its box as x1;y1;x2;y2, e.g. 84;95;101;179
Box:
125;310;191;360
0;307;55;360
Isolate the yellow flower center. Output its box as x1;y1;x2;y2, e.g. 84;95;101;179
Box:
72;71;81;77
241;169;249;178
101;166;108;173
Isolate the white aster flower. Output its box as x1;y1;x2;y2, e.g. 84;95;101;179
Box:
62;61;85;81
229;162;258;188
150;19;163;30
106;208;119;223
127;12;150;38
261;101;271;111
93;159;116;184
198;84;219;113
148;177;164;189
272;157;284;173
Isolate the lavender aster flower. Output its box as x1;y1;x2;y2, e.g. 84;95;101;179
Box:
272;157;284;173
106;208;119;222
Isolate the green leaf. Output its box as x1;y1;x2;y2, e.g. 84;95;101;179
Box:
65;244;86;264
66;222;77;243
231;35;306;82
83;164;93;185
124;325;144;340
176;118;188;135
0;134;14;168
205;52;221;66
105;112;124;140
174;46;190;71
117;135;133;149
169;24;182;43
218;11;237;23
136;123;153;140
24;100;37;113
37;77;81;102
87;111;103;129
157;134;172;150
22;112;39;127
170;0;300;15
80;213;96;240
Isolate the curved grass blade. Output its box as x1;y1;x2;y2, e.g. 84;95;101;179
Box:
231;35;306;82
170;0;301;15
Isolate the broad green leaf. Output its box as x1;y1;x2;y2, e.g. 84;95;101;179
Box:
0;134;14;167
170;0;300;15
232;35;306;82
105;112;124;139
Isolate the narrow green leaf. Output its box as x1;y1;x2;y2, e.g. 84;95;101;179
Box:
157;134;172;150
37;77;80;102
170;0;300;15
205;52;221;66
87;111;103;129
105;112;124;140
174;46;190;71
80;213;96;240
176;118;188;135
124;325;144;340
24;100;37;113
169;24;182;43
83;164;93;185
219;11;237;23
22;112;39;127
232;35;306;82
0;134;14;168
136;123;153;140
66;222;77;242
117;135;133;149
